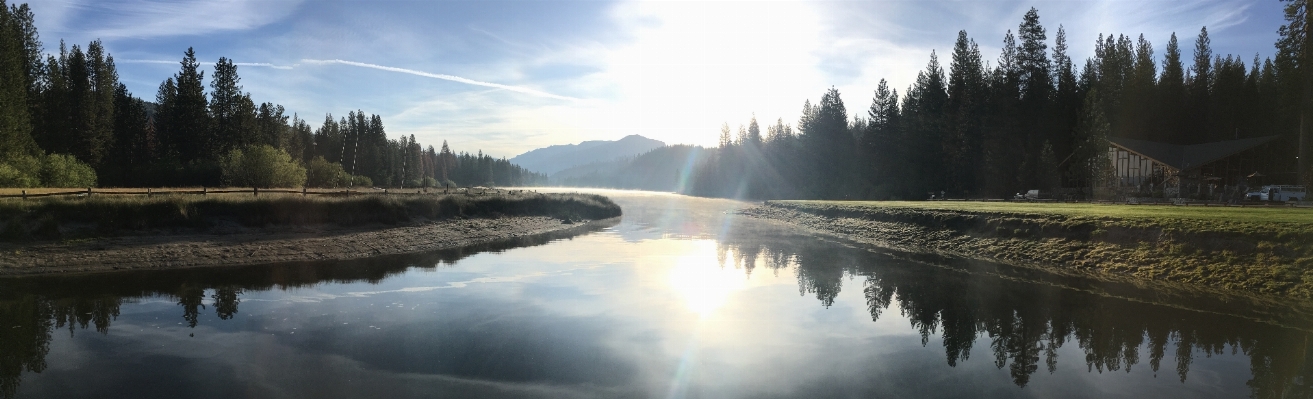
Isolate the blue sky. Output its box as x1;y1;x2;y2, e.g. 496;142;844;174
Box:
23;0;1289;157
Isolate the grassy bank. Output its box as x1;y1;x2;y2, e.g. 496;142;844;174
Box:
744;200;1313;300
0;192;621;242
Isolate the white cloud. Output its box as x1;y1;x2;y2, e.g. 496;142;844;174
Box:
31;0;302;39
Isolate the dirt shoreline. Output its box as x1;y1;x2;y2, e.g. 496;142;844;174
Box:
0;216;616;276
741;202;1313;303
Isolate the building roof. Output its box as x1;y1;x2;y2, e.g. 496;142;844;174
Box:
1108;135;1280;171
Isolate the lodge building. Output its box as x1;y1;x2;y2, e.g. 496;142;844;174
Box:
1106;135;1281;191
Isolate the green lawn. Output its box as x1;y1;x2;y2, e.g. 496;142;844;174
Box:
773;200;1313;225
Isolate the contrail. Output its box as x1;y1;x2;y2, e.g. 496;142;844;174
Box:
301;59;578;101
118;59;295;70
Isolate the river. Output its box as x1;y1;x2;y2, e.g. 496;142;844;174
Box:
1;190;1310;398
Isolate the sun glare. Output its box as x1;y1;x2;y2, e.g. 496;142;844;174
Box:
668;248;749;318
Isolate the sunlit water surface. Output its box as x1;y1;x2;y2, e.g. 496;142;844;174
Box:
2;190;1312;398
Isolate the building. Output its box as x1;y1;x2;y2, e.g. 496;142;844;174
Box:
1106;135;1280;191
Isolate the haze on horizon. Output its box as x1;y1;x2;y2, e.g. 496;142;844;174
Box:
26;0;1286;158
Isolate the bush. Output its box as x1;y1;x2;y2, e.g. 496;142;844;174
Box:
421;177;438;188
0;154;96;188
42;153;97;187
0;156;41;187
351;175;373;187
220;145;307;188
306;156;351;188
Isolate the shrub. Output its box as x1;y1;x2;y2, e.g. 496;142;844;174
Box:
0;154;96;188
306;156;351;188
351;175;373;187
0;156;41;187
41;153;97;187
220;145;307;188
421;177;438;188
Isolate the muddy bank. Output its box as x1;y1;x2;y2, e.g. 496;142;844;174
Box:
742;201;1313;301
0;216;618;276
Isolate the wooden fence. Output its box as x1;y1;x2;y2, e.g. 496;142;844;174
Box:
0;186;530;199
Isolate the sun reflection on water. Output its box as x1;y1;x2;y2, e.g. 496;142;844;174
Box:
667;242;748;318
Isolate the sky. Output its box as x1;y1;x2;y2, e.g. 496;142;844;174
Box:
21;0;1291;158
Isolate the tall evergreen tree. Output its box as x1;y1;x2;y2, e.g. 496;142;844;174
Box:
0;0;38;159
946;31;986;195
1016;8;1053;188
82;40;116;166
1187;27;1213;143
209;57;257;154
864;79;901;197
1160;33;1188;143
1279;0;1313;184
169;47;209;162
1052;25;1082;181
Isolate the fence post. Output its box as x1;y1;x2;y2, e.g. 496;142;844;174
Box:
148;188;152;198
21;190;25;200
254;187;259;197
203;187;207;196
87;187;92;197
303;187;307;197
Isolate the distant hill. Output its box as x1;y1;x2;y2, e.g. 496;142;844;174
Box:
510;135;665;175
553;145;714;192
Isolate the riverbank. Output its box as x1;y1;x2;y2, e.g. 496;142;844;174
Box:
0;193;621;275
741;200;1313;300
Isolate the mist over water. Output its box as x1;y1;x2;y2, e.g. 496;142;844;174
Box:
1;190;1310;398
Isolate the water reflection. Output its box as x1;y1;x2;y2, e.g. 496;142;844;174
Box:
2;191;1313;398
0;221;613;398
713;228;1313;397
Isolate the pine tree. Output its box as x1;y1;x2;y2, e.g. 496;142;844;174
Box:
154;77;177;158
82;40;116;166
0;0;38;159
254;102;287;149
106;83;150;185
746;115;762;147
947;31;986;195
1279;0;1313;184
210;57;257;154
1071;89;1112;192
312;114;341;163
170;47;209;162
1160;33;1188;143
1187;27;1212;143
1052;25;1082;181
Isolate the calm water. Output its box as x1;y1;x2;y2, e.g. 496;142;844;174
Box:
2;190;1312;398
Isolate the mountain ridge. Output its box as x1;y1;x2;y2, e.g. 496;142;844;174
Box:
510;135;665;175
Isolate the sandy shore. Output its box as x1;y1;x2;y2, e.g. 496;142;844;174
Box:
0;216;615;276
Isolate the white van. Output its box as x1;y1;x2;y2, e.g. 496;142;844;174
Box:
1249;185;1306;202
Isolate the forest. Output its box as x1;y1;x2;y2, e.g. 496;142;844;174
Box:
0;0;544;189
688;4;1313;200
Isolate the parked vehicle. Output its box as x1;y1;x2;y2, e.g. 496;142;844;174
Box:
1014;189;1045;200
1246;185;1306;201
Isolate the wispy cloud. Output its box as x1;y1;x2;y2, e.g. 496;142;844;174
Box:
301;59;581;101
82;0;302;39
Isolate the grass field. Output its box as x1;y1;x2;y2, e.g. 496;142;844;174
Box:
753;200;1313;300
777;200;1313;224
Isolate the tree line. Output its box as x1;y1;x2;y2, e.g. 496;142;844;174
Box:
0;0;544;188
690;4;1313;200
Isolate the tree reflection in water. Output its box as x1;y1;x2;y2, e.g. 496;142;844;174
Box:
0;222;611;399
3;219;1313;398
714;233;1313;398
